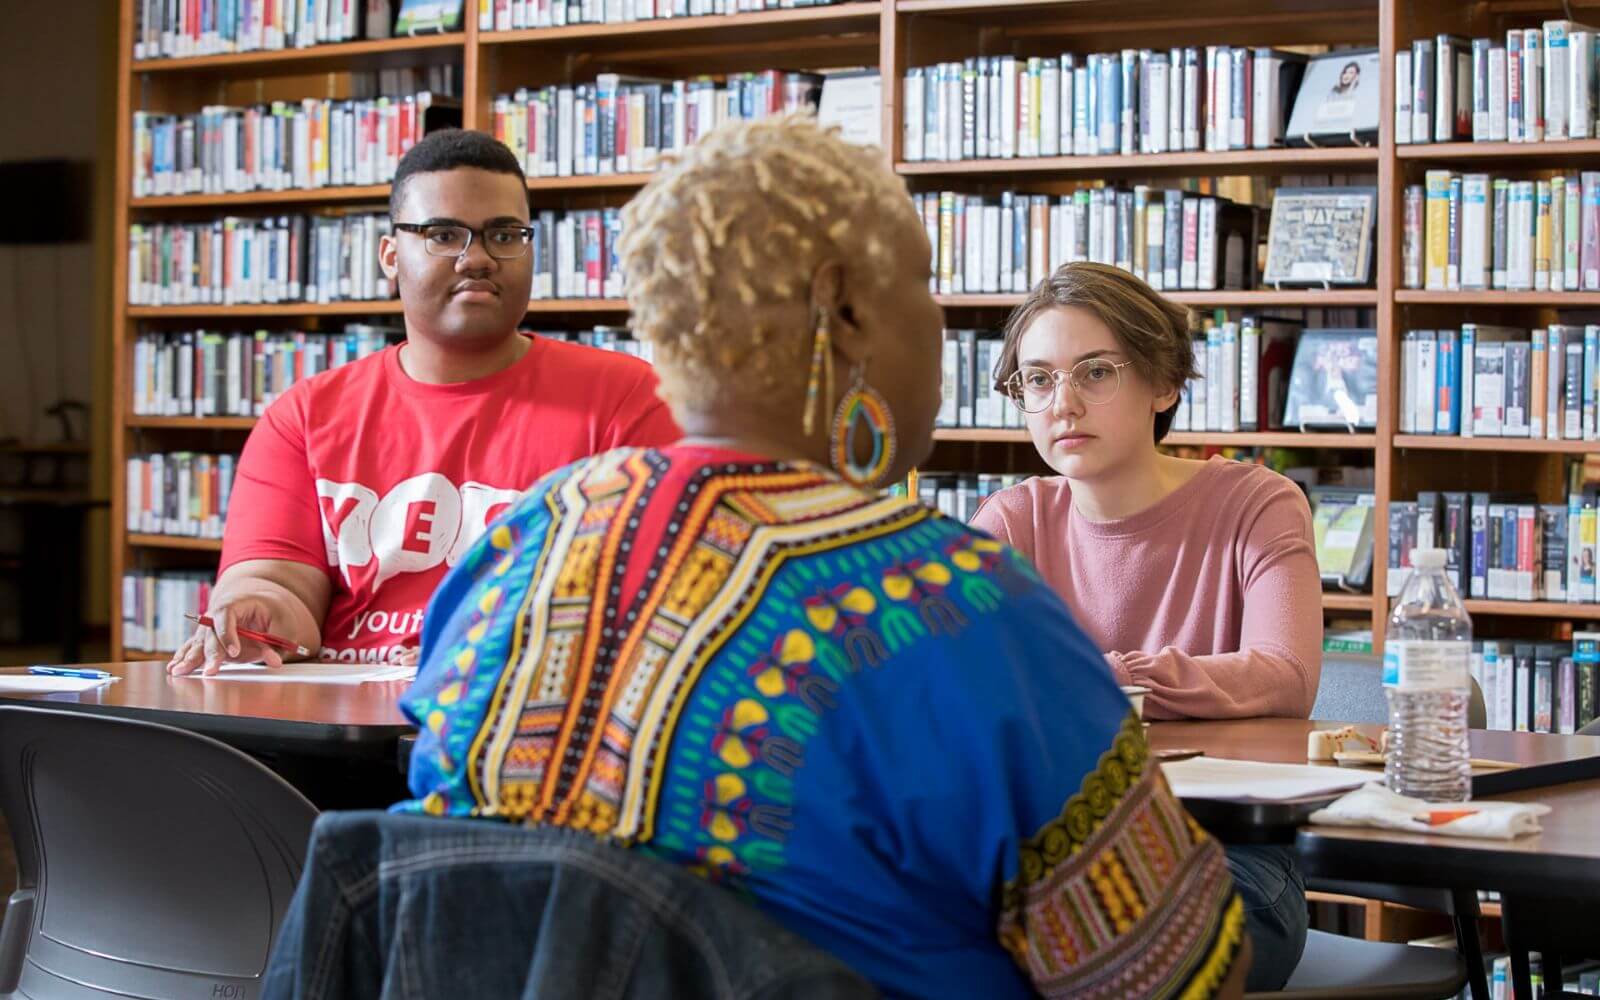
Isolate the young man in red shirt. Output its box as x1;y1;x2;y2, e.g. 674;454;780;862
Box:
169;130;679;675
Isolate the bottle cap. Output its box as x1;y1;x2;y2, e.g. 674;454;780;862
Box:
1411;547;1448;569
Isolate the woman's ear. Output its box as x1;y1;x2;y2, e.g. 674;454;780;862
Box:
811;258;868;365
1153;380;1181;414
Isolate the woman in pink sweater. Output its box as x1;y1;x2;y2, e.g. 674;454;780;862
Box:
970;261;1321;991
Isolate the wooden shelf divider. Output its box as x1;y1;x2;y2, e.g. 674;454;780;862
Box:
898;147;1379;178
126;416;258;431
1463;600;1600;620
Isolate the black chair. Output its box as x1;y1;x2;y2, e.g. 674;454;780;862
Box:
0;706;317;998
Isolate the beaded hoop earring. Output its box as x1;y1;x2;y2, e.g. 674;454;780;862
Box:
830;363;896;488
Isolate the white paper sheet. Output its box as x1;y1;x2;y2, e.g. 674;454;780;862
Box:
183;663;418;686
1161;757;1379;802
0;676;112;694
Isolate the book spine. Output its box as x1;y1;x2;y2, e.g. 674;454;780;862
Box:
1396;49;1414;143
1472;39;1491;140
1547;21;1572;141
1425;170;1451;289
1490;45;1509;141
1437;327;1459;434
1435;36;1456;141
1532;327;1549;438
1574;31;1595;139
1508;30;1524;141
1493;178;1510;288
1471;492;1490;598
1584;173;1600;290
1448;174;1463;290
1548;327;1566;441
1525;28;1544;142
1413;39;1434;143
1537;179;1553;291
1239;318;1259;431
1462;174;1489;289
1460;325;1477;437
1403;184;1424;289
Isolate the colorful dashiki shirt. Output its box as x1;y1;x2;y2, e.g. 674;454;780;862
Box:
397;446;1243;999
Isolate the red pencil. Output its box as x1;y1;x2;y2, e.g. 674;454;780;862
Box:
184;613;314;659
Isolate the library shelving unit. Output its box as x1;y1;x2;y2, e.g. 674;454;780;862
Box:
112;0;1600;659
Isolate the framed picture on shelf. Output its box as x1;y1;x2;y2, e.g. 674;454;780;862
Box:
1285;47;1382;146
1282;329;1380;431
1262;186;1378;287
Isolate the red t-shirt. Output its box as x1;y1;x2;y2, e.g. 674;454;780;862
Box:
219;335;681;662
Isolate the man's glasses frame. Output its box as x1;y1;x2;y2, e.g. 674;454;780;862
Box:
392;222;535;260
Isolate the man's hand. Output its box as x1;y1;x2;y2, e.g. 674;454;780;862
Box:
167;560;330;677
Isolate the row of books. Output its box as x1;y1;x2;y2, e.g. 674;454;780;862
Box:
914;473;1026;525
1397;24;1600;144
1398;325;1600;439
936;331;1019;431
132;88;460;197
122;571;212;654
1385;489;1600;603
532;326;654;362
481;0;841;30
1469;635;1599;733
134;0;409;60
490;71;824;179
903;47;1307;163
131;325;400;417
915;188;1255;297
126;453;237;540
1403;170;1600;292
127;214;394;306
1172;316;1301;433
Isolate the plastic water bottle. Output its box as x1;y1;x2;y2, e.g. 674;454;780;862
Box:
1384;547;1473;802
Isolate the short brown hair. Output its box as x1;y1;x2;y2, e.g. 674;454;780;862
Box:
992;262;1198;443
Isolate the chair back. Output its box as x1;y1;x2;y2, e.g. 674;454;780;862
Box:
0;706;316;999
1311;655;1487;729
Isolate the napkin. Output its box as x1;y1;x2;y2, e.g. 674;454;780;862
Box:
1309;784;1550;840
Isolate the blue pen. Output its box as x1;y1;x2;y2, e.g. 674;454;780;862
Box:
29;667;113;681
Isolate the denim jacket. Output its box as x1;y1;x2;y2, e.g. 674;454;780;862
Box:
263;812;876;1000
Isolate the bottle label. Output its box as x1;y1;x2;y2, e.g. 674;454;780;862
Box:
1384;640;1472;691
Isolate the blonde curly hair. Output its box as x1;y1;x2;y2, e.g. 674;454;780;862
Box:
618;114;919;413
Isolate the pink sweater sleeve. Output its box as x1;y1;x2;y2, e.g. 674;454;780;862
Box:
1109;487;1323;720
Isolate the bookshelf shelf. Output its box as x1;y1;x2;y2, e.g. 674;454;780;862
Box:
130;33;467;75
479;3;882;47
128;302;404;318
1395;291;1600;306
1393;436;1600;454
1463;600;1600;620
932;429;1378;448
128;534;224;552
128;301;632;318
527;173;654;191
1322;593;1374;612
897;147;1380;179
936;290;1380;308
526;298;630;313
127;416;258;430
1396;139;1600;166
131;185;392;209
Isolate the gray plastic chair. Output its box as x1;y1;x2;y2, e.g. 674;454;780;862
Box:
1312;655;1487;729
1245;929;1469;999
0;706;317;999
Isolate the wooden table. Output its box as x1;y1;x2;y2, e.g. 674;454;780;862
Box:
0;661;412;759
1151;718;1600;1000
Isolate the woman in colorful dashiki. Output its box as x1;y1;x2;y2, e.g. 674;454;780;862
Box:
397;115;1249;999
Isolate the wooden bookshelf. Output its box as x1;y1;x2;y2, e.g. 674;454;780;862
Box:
130;33;466;75
1395;290;1600;306
937;290;1381;309
932;429;1378;448
478;3;882;47
128;534;224;553
897;147;1380;178
112;0;1600;662
1393;436;1600;454
1463;600;1600;620
128;302;405;319
126;416;258;431
131;184;391;209
1396;138;1600;164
